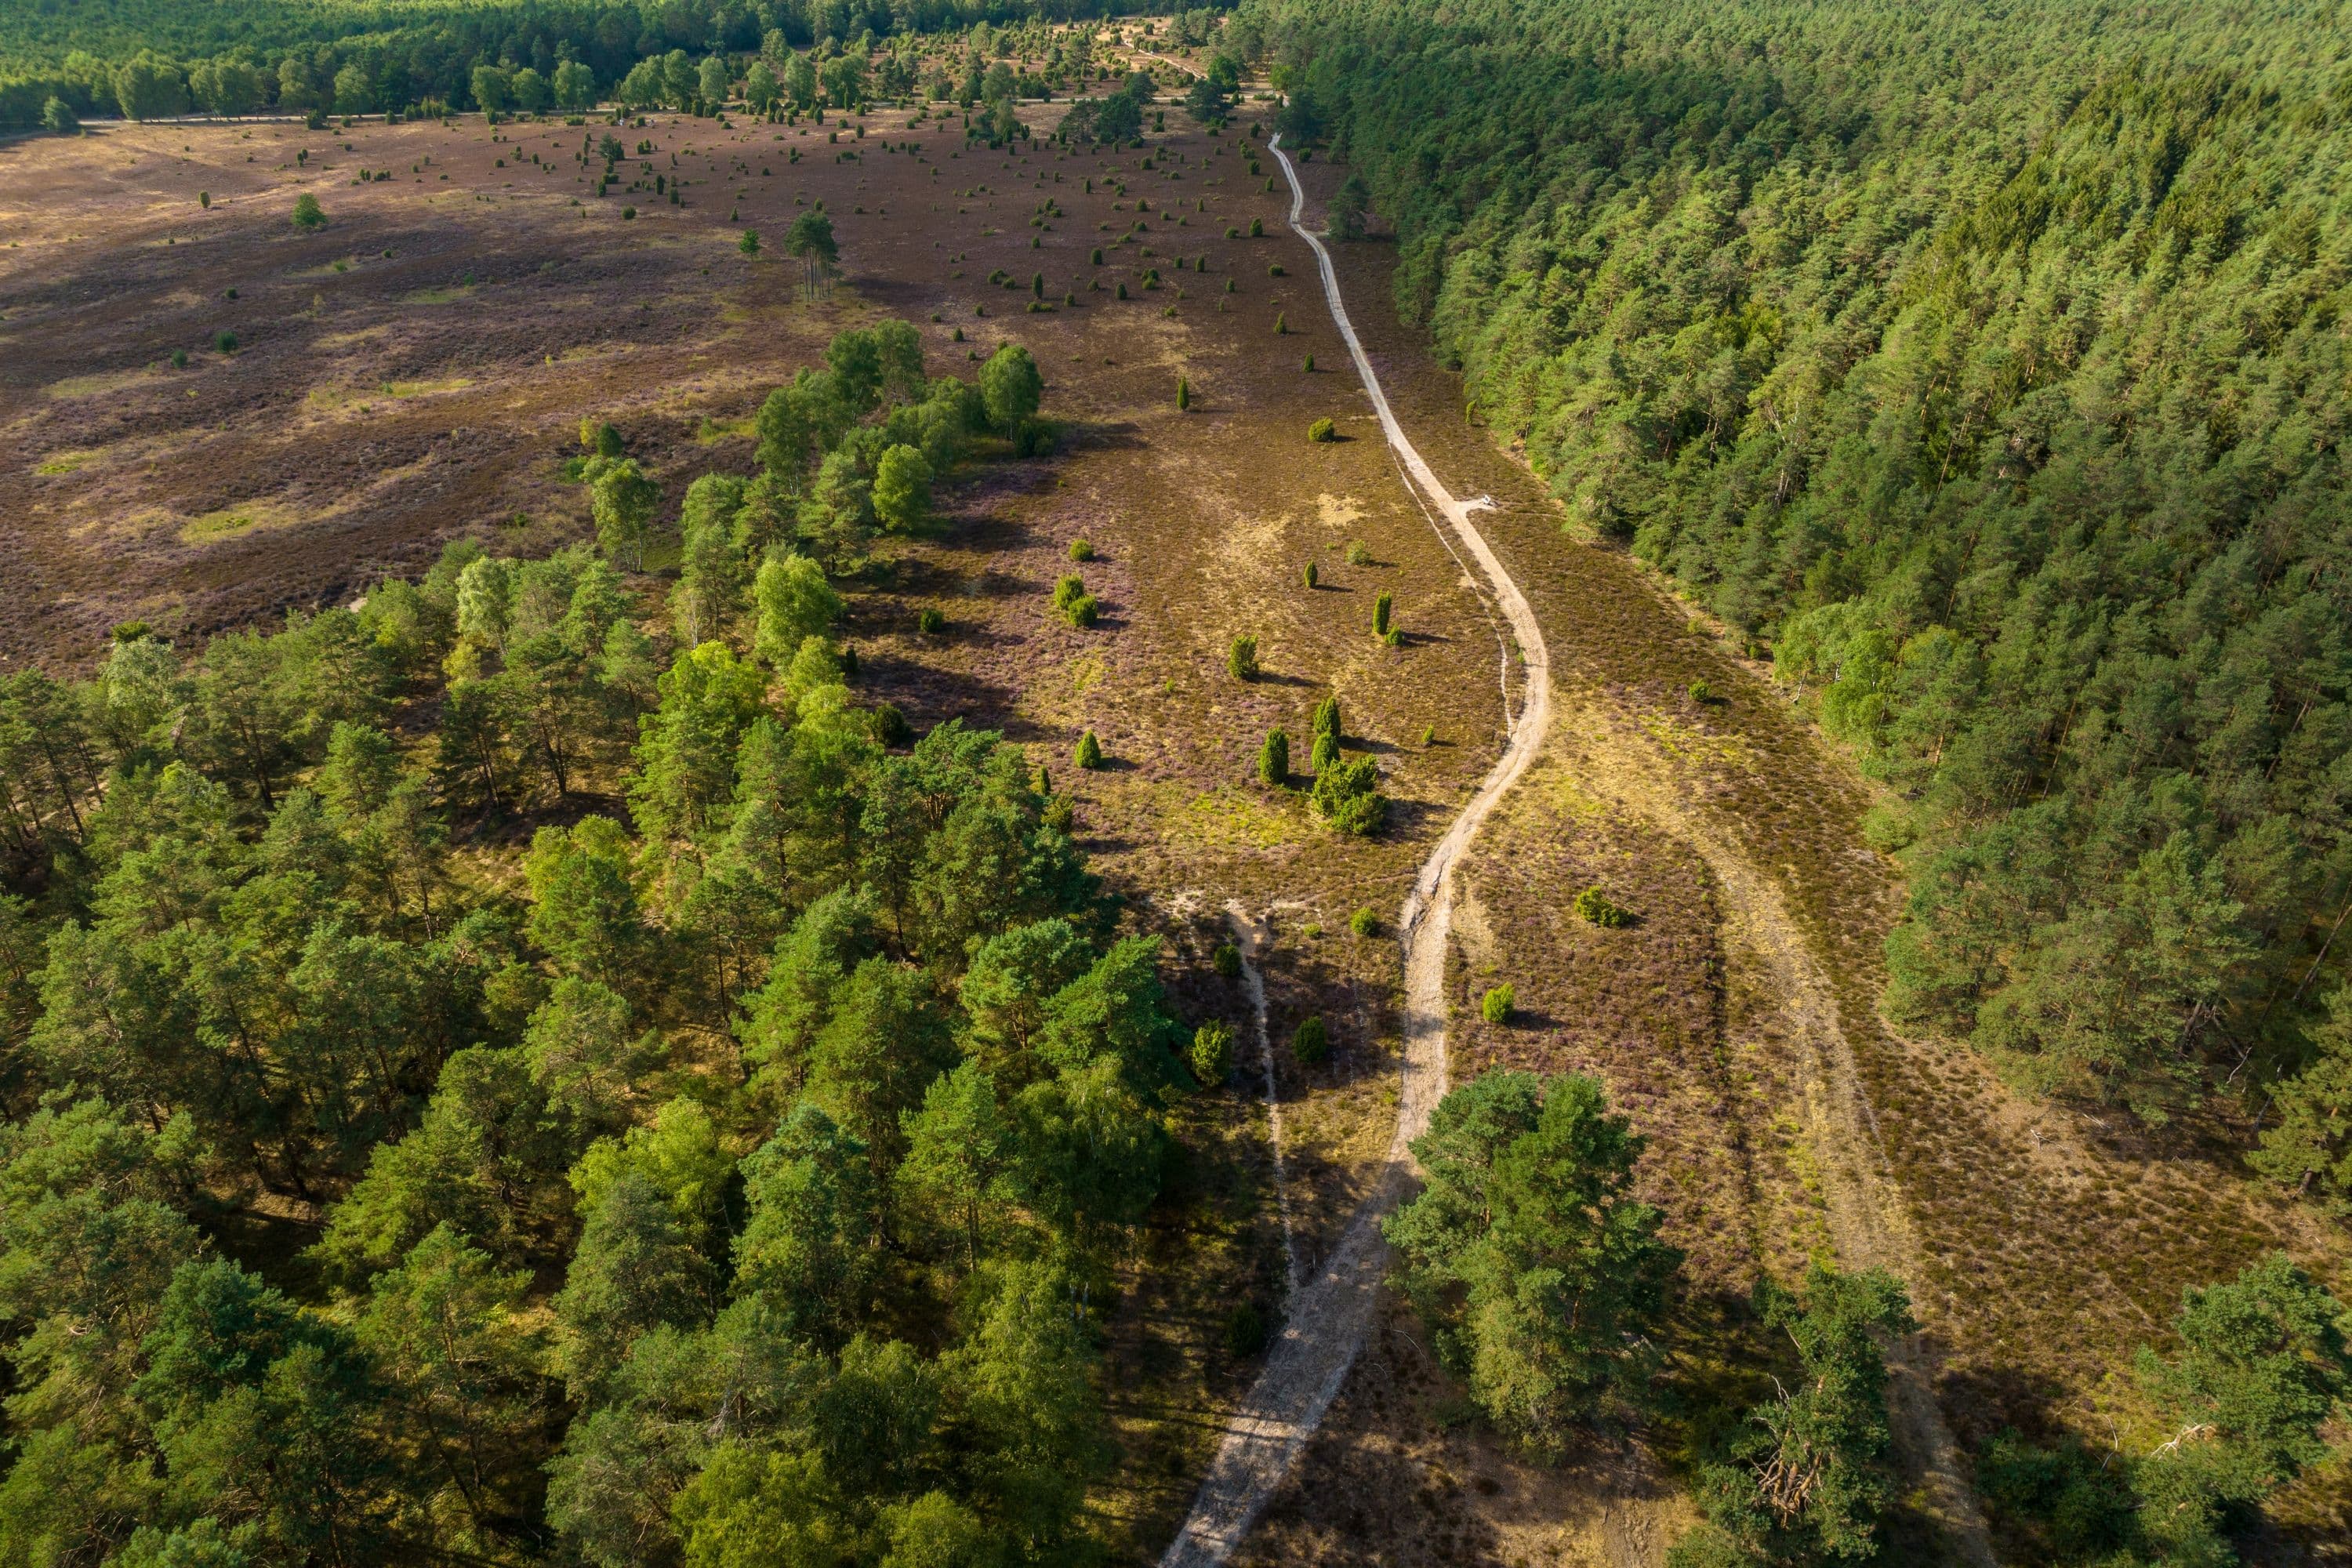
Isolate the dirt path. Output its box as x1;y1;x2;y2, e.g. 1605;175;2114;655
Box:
1155;133;1555;1568
1225;903;1302;1301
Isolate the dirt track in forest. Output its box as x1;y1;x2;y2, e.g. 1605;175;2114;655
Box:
1156;129;1556;1568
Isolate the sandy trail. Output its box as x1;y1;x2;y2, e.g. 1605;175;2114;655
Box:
1155;132;1555;1568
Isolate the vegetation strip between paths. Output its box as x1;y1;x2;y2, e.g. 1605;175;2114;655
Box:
1225;902;1301;1300
1156;131;1555;1568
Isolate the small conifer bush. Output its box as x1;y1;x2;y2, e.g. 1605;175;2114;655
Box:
1258;728;1289;786
1228;634;1259;681
1290;1014;1328;1064
1190;1021;1234;1085
1074;729;1103;769
1575;887;1630;927
1481;984;1515;1024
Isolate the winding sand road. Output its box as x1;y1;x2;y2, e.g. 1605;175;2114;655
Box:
1155;133;1555;1568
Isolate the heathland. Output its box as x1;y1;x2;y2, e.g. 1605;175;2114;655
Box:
2;8;2349;1568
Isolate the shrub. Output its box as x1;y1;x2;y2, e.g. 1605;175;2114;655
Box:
1091;245;1105;264
1302;560;1319;589
1190;1021;1234;1085
1687;680;1715;703
1312;695;1341;739
292;193;326;228
1212;942;1242;979
1303;353;1316;372
170;348;188;368
1177;375;1191;410
1249;216;1264;236
1574;887;1629;927
1345;540;1373;565
1228;634;1260;681
1274;312;1287;335
1350;907;1379;938
1053;574;1087;613
1311;755;1385;836
1374;591;1392;637
869;702;913;746
1063;594;1098;628
1419;724;1436;746
1258;728;1290;786
1268;263;1286;277
1308;417;1335;443
621;205;637;220
1481;984;1515;1024
1310;731;1340;775
1068;538;1095;561
1074;729;1103;769
1291;1015;1329;1064
1223;1301;1268;1357
1383;626;1404;648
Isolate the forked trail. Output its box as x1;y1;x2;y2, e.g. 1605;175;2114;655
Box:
1156;133;1555;1568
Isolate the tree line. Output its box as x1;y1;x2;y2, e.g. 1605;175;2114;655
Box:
0;0;1219;126
0;321;1204;1565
